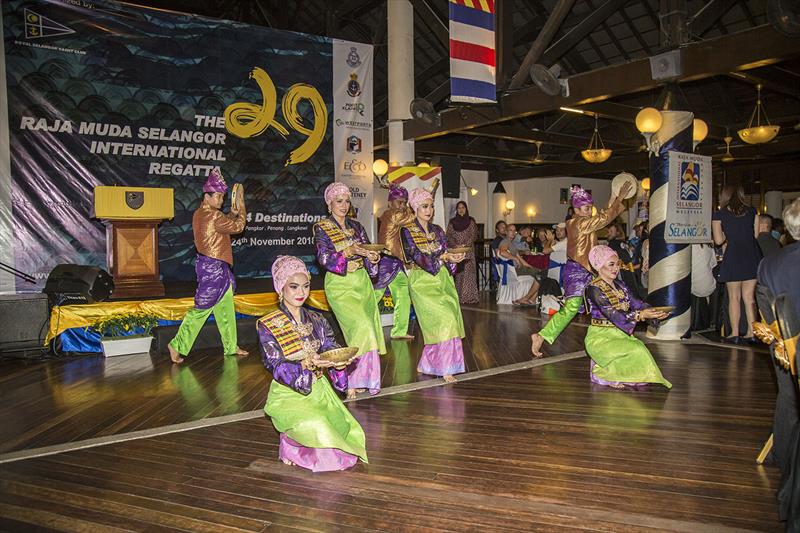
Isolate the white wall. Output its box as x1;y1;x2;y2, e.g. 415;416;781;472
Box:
491;176;615;227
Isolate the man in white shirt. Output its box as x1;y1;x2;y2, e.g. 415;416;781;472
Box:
548;223;567;282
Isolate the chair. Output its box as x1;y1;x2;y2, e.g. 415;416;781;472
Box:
492;250;534;305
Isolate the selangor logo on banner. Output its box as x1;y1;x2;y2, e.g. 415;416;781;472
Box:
24;8;75;39
679;161;700;201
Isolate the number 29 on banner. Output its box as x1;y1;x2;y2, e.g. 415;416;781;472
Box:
224;67;328;165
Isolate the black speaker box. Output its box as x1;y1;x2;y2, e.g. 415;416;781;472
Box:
43;264;114;305
0;294;49;352
437;156;461;198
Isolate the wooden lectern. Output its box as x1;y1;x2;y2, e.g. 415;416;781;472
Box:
93;186;174;299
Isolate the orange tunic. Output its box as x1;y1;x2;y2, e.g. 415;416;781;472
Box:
377;206;415;262
193;204;246;265
566;200;625;272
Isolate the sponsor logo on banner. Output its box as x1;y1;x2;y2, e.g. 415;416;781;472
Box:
343;159;367;173
341;102;365;116
347;135;362;154
24;8;75;39
679;161;700;201
347;73;362;97
666;151;712;243
335;118;372;130
346;47;361;67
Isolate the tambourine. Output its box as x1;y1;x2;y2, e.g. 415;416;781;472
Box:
231;183;244;212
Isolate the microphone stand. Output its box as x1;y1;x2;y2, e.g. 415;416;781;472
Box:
0;261;37;284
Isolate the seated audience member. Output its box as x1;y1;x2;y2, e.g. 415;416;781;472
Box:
498;224;545;306
548;223;568;283
606;223;643;298
518;226;534;251
690;243;718;331
757;214;782;258
565;206;575;221
490;220;507;252
759;198;800;321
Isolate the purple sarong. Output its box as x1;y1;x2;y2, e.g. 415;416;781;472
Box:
418;337;465;377
195;255;235;309
346;350;381;395
279;434;358;472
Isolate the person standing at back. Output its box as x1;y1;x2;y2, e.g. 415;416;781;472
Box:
711;184;762;344
756;214;782;258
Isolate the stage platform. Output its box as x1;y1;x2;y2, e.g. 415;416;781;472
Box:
0;298;783;530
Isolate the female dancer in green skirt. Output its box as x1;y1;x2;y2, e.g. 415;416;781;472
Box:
258;255;366;471
401;188;466;383
314;182;384;398
584;245;672;389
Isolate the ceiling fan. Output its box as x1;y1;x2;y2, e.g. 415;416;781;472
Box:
713;135;769;163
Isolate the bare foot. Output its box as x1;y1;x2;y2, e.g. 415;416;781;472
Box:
443;375;457;383
530;333;545;358
346;389;357;399
391;334;415;340
281;458;295;466
168;343;184;364
235;346;249;356
609;383;626;389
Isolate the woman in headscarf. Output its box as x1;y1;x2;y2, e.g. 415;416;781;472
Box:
402;188;467;383
258;256;367;471
583;245;672;389
314;183;385;398
445;200;479;304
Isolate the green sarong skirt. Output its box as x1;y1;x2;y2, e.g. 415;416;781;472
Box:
585;325;672;389
325;268;386;356
408;267;465;345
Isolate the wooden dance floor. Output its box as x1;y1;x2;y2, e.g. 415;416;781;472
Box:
0;302;783;531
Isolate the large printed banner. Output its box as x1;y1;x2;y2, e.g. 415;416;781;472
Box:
665;151;712;243
0;0;372;291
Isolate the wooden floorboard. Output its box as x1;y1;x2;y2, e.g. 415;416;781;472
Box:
0;304;574;453
0;335;783;532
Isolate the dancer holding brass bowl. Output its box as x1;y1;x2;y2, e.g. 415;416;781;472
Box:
314;182;385;398
402;188;466;383
584;245;672;389
258;255;366;471
168;168;248;364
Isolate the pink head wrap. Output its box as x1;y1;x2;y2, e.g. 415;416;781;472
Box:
571;186;593;208
271;255;309;295
408;188;433;212
588;245;618;271
388;184;408;202
324;182;350;205
203;168;228;194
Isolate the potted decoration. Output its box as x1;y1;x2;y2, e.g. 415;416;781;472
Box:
377;288;395;328
90;313;158;357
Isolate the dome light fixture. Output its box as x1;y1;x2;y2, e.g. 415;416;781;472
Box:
581;115;612;164
738;84;780;145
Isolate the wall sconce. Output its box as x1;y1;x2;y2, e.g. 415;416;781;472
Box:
641;177;650;191
635;107;663;155
503;200;515;217
692;118;708;150
526;207;535;221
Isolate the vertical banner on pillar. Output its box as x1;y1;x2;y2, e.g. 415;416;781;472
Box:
665;151;712;243
333;40;374;239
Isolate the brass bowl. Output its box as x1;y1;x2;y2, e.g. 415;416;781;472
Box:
317;346;359;364
448;246;471;254
360;244;386;253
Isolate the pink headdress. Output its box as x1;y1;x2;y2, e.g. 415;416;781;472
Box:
203;168;228;194
271;255;309;295
408;188;433;212
388;184;408;202
571;186;593;208
588;245;618;271
324;182;350;205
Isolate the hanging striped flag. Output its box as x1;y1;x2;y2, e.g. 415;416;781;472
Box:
449;0;496;104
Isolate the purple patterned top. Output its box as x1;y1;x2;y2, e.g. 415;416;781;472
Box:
258;304;347;395
314;217;379;278
585;278;650;336
194;255;235;310
401;220;456;276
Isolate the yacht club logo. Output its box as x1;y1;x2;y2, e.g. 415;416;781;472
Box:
24;8;75;39
346;47;361;67
347;73;362;97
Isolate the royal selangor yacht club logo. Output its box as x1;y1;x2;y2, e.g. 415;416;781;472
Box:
679;161;700;201
346;46;361;68
346;135;362;154
347;73;362;98
24;8;75;39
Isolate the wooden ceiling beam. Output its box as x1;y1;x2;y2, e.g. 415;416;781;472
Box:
495;153;649;181
459;124;638;149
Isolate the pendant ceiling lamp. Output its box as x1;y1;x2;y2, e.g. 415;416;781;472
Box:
738;84;780;145
581;115;612;164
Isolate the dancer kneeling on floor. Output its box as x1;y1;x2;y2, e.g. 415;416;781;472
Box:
584;245;672;390
401;188;466;383
258;256;367;472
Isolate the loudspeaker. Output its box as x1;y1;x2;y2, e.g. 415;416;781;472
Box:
43;265;114;305
649;49;682;81
438;156;461;198
0;294;49;352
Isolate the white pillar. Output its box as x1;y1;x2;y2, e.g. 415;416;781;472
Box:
765;190;783;218
387;0;415;166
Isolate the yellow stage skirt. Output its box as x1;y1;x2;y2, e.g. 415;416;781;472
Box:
45;290;329;344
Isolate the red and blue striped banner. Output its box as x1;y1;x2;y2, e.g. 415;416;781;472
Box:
449;0;496;104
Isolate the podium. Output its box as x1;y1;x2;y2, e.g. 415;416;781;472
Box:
93;186;174;299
